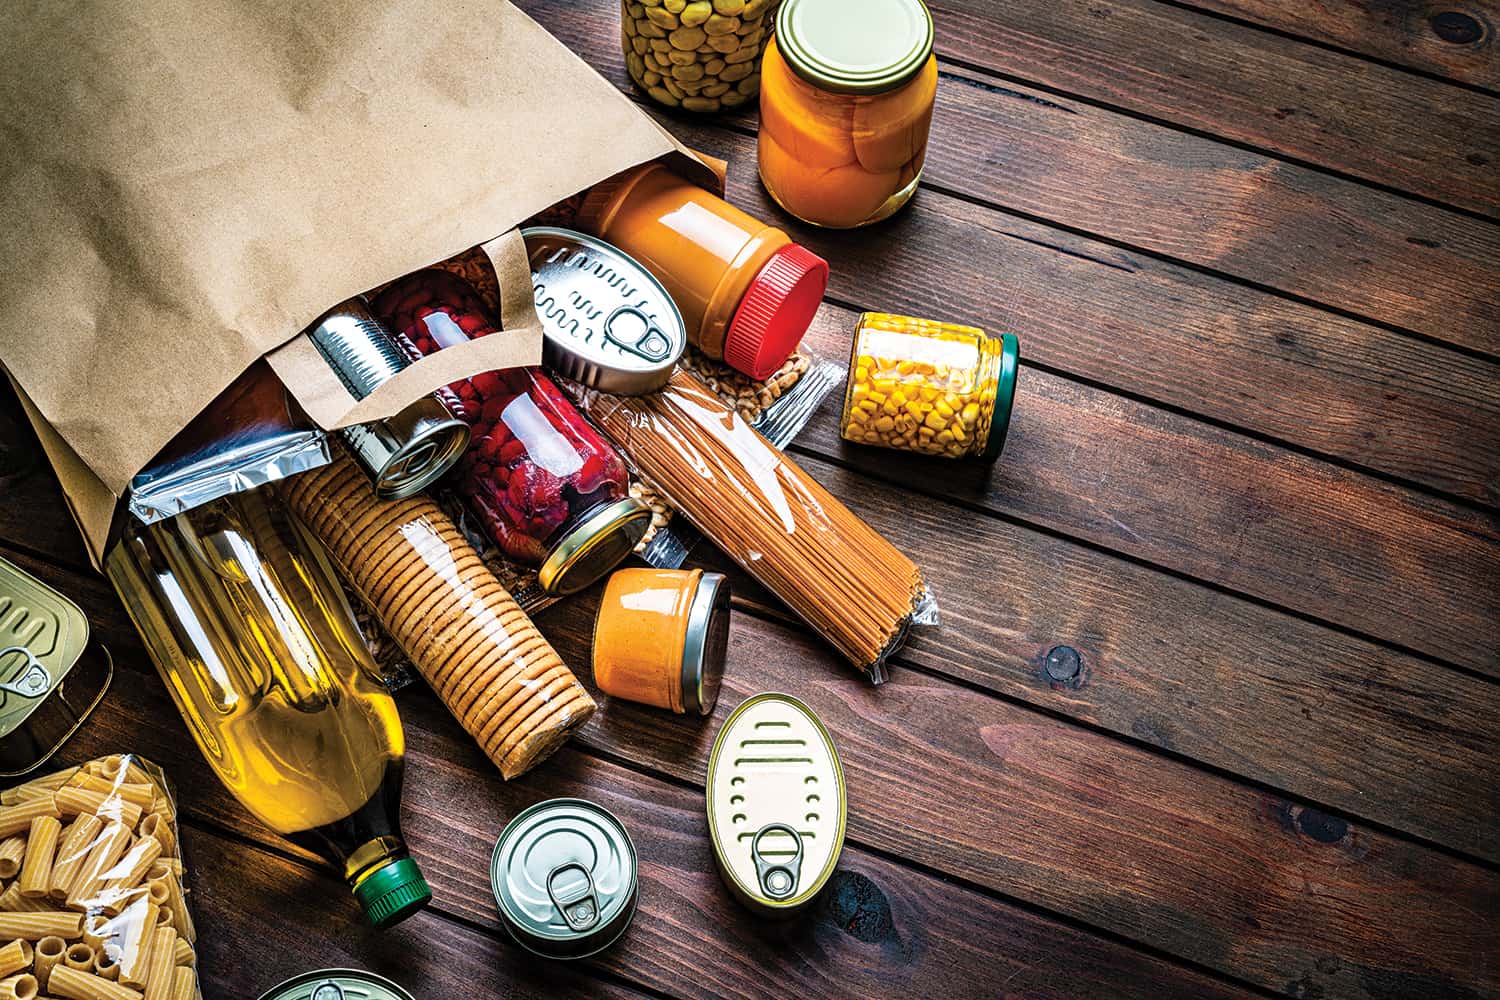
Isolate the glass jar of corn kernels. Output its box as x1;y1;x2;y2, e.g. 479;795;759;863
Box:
840;313;1019;461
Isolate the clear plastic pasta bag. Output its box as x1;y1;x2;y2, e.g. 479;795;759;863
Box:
0;754;201;999
575;369;938;684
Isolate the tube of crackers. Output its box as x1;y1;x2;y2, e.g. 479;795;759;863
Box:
281;449;594;779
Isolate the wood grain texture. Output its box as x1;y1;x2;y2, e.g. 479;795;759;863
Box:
683;115;1500;506
544;597;1500;1000
4;324;1497;860
790;307;1500;678
922;0;1500;217
524;0;1500;356
1180;0;1500;89
5;473;1498;997
177;826;635;999
23;565;1259;1000
679;304;1500;863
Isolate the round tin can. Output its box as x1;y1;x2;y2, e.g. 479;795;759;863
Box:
706;693;847;917
490;798;639;959
522;227;686;395
256;969;416;1000
307;298;470;498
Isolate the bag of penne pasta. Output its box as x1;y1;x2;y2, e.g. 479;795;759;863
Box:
0;754;200;1000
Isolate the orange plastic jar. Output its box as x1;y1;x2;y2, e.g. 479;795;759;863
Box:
580;162;828;379
592;568;729;715
757;0;937;228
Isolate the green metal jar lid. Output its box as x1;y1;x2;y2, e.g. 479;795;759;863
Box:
775;0;935;95
352;857;431;930
256;969;417;1000
491;798;639;959
981;333;1021;463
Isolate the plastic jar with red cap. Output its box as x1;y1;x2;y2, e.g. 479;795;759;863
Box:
578;162;829;380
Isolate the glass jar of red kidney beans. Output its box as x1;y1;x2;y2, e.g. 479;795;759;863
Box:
372;270;650;595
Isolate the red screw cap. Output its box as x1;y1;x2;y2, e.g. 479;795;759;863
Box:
723;243;830;380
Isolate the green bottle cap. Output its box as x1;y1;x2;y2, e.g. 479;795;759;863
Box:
775;0;934;95
981;334;1021;464
353;858;431;929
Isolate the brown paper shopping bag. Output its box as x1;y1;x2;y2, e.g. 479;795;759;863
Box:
0;0;715;564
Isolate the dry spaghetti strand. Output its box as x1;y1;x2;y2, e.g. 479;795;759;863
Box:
586;370;926;683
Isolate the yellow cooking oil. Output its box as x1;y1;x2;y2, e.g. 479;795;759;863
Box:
106;486;430;927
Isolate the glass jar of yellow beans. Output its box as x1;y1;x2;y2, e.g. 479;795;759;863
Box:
621;0;781;113
758;0;937;228
840;313;1019;461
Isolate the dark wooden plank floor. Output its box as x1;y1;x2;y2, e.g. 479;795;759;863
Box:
2;1;1497;997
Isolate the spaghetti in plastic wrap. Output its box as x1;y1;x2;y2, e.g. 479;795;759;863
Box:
579;369;937;683
0;754;201;999
282;452;594;779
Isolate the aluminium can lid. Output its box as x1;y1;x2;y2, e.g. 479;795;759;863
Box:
0;555;90;739
491;798;639;959
681;571;730;716
775;0;934;95
255;969;417;1000
523;227;686;396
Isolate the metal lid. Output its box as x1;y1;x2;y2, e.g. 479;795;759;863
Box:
255;969;416;1000
523;227;686;395
338;396;470;500
308;298;471;497
537;497;652;596
775;0;934;95
0;555;90;739
491;798;639;959
681;571;730;716
706;693;846;915
980;333;1020;463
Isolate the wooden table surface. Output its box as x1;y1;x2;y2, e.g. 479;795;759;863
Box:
2;1;1498;997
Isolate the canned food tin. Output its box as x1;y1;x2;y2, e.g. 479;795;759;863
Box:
707;693;846;917
308;298;470;498
256;969;416;1000
0;556;112;776
491;798;639;959
523;227;686;395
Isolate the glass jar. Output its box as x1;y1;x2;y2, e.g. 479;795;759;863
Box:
757;0;937;228
580;162;828;379
593;568;729;715
105;488;430;928
840;313;1019;461
372;270;648;594
622;0;781;113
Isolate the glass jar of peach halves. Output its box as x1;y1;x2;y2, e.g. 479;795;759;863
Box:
758;0;937;228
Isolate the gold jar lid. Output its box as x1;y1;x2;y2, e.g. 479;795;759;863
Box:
536;498;652;596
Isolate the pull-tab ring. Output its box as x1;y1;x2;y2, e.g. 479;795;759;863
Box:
603;306;672;362
0;647;51;700
546;861;601;932
310;983;346;1000
751;823;803;900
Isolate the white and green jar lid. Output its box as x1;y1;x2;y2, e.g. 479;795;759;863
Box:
490;798;639;959
775;0;935;94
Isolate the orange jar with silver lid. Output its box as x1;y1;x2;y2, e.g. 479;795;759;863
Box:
592;568;730;715
758;0;937;228
580;162;828;379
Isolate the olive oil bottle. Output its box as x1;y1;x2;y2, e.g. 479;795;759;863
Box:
106;487;430;928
